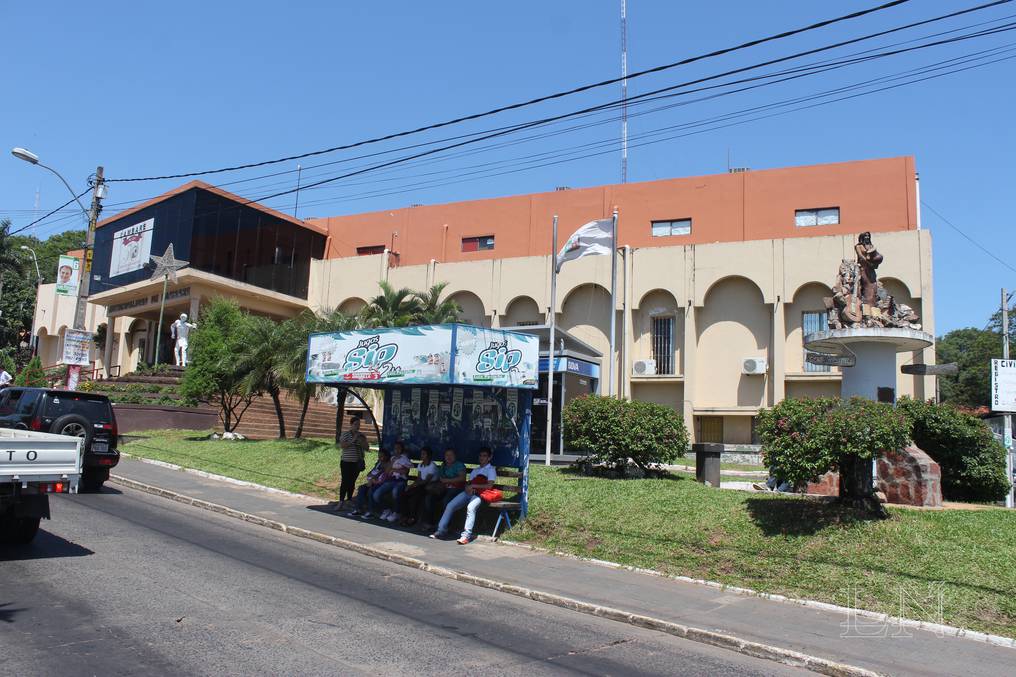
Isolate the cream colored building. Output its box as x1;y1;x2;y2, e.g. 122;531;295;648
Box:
31;157;934;443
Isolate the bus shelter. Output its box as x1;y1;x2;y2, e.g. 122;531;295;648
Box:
306;323;539;516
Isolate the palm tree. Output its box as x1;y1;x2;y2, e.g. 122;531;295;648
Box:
236;315;298;438
362;281;421;328
413;282;461;324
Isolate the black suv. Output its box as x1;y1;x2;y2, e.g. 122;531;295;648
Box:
0;388;120;492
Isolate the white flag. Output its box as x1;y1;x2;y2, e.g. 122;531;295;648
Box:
555;218;614;272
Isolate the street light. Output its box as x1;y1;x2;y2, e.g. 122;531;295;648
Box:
19;245;43;356
10;147;92;218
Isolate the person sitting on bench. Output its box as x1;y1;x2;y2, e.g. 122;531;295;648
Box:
350;448;391;517
431;447;497;544
374;441;413;523
398;446;438;527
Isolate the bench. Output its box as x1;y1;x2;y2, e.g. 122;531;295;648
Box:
397;463;524;539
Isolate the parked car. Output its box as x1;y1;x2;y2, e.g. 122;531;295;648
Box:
0;388;119;492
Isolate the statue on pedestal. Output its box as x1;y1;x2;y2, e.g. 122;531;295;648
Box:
171;313;197;367
824;233;920;331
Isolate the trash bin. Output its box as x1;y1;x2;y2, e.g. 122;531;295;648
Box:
693;443;723;487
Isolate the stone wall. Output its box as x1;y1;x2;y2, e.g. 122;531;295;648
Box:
876;446;943;507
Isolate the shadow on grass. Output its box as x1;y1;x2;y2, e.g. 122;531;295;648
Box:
744;495;879;537
557;465;685;482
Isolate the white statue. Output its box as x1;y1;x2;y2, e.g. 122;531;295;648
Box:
171;313;197;367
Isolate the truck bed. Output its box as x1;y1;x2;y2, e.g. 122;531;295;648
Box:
0;428;83;490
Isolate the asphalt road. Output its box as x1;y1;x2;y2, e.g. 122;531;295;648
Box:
0;487;811;676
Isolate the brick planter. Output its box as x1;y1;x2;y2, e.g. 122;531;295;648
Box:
876;446;943;507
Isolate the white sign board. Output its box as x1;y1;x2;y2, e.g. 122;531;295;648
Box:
55;254;80;297
61;329;94;366
991;359;1016;412
109;218;154;277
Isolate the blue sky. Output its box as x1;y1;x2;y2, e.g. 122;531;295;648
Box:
2;1;1014;334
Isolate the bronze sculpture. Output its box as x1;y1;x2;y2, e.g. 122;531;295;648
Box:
823;233;920;331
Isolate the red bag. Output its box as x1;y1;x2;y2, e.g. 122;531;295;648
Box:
478;488;503;503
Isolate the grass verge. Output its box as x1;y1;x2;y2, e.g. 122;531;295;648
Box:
122;429;1016;637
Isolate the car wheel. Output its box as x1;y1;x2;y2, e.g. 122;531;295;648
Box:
51;414;93;448
0;515;41;544
79;471;106;493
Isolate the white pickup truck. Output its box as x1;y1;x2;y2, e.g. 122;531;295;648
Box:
0;427;83;544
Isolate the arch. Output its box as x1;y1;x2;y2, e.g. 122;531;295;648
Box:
786;281;833;305
785;282;836;374
36;326;49;338
500;295;543;327
696;277;770;408
701;275;765;307
635;287;679;312
880;277;914;302
446;290;487;326
337;297;368;316
560;283;614;393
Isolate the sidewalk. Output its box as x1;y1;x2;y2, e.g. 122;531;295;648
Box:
111;457;1013;677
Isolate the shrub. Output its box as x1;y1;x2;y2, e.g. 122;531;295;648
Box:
563;395;688;473
15;356;48;387
758;397;911;500
897;397;1010;502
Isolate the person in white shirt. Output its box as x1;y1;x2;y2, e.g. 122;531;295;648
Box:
397;447;439;527
431;447;497;544
374;441;413;523
0;369;12;387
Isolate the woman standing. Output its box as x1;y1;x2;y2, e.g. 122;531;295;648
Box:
333;415;368;511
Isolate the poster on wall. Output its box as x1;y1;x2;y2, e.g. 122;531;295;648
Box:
55;254;80;297
61;329;93;366
452;325;539;388
109;218;154;278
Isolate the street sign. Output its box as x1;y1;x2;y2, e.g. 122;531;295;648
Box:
806;352;856;367
61;329;94;366
991;359;1016;412
900;363;959;376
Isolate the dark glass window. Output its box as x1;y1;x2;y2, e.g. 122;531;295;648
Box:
462;235;494;252
357;245;386;256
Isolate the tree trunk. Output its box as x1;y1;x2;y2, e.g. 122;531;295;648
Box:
270;387;286;439
295;391;310;439
838;454;886;516
334;387;347;444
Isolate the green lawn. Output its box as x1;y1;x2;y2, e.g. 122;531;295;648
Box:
122;430;1016;637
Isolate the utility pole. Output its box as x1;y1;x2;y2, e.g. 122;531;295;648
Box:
620;0;629;184
1004;288;1014;509
66;166;105;388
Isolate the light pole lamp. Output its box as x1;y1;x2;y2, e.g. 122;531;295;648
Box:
19;246;42;356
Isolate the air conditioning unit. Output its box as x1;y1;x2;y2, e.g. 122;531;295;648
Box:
633;359;657;376
742;357;768;375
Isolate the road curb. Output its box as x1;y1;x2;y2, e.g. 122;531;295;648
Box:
110;473;881;677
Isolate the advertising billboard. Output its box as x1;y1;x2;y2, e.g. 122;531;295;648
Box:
109;218;154;278
306;324;538;389
55;254;80;297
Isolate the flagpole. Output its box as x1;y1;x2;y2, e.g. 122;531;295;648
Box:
545;215;558;466
608;208;619;397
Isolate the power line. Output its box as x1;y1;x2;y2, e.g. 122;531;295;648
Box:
921;201;1016;275
106;0;917;183
9;188;90;236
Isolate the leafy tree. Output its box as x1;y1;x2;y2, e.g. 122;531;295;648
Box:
757;397;911;513
413;282;461;324
180;298;256;433
564;395;688;474
897;397;1010;502
362;281;421;327
237;315;298;438
14;355;47;387
935;327;1000;408
0;219;34;350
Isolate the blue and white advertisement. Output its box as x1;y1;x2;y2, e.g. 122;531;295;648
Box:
306;324;538;389
452;325;539;389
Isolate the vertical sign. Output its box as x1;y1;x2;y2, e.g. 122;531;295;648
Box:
55;255;81;297
991;359;1016;412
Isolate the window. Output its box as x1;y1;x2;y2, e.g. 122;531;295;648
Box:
356;245;386;256
795;207;840;227
650;219;691;237
462;235;495;252
651;316;675;375
802;310;830;372
515;320;539;327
